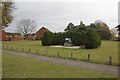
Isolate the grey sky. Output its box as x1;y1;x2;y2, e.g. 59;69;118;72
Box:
5;0;119;32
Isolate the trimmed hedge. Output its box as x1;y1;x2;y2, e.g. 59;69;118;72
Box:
42;28;101;49
42;32;53;46
84;28;101;49
42;32;84;46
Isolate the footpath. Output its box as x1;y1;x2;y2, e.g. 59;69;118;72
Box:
3;50;119;76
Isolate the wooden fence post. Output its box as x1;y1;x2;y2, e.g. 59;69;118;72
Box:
11;46;12;49
88;54;90;60
22;48;24;52
46;50;47;55
71;52;73;59
29;48;31;53
58;51;60;57
109;56;112;64
11;46;13;50
37;49;38;54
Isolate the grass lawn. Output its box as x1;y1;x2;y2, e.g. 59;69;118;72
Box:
0;41;2;79
2;40;119;65
0;41;2;49
0;48;2;79
3;53;116;78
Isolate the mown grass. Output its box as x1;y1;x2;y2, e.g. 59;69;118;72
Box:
3;53;117;78
0;41;2;79
0;47;2;79
2;40;119;65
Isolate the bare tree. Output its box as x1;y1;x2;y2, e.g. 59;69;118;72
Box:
16;19;36;40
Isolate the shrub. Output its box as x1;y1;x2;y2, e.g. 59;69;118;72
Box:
42;31;84;46
42;32;53;46
84;28;101;49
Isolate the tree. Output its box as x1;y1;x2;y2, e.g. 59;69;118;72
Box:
77;21;87;33
42;32;53;46
95;21;112;40
1;1;15;27
98;27;112;40
90;23;96;28
84;28;101;49
70;32;84;46
64;22;74;31
16;19;36;40
80;21;85;27
65;21;87;33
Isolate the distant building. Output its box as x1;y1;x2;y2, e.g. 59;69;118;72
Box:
64;38;73;47
6;32;23;41
6;32;13;41
0;29;6;41
26;33;36;40
36;27;49;40
1;26;50;41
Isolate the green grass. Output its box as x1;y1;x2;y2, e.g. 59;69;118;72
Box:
2;40;119;65
0;47;2;79
0;41;2;48
0;41;2;79
3;53;116;78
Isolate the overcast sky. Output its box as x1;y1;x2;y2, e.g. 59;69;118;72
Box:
5;0;119;32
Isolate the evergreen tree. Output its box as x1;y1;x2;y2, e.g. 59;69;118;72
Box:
84;28;101;49
42;32;53;46
64;22;74;31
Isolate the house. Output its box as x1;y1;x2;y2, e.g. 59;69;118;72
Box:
0;29;6;41
6;32;23;41
26;27;50;40
26;33;36;40
6;32;12;41
64;38;73;47
1;26;50;41
36;27;49;40
11;33;23;41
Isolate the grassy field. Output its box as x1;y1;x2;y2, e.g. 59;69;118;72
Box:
2;40;119;65
3;53;116;78
0;46;2;79
0;41;2;48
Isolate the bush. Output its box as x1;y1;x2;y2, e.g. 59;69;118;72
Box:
84;28;101;49
52;32;65;45
70;32;84;46
42;28;101;48
42;31;84;46
42;32;53;46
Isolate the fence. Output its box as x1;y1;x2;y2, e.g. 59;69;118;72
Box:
2;46;113;65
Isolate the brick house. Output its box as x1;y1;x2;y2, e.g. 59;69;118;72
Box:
36;27;49;40
6;32;23;41
25;27;49;40
0;29;6;41
26;33;36;40
11;33;23;41
0;27;49;41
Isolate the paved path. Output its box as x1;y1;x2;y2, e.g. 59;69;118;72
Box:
3;50;119;76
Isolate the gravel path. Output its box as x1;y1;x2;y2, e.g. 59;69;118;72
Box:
3;50;119;76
